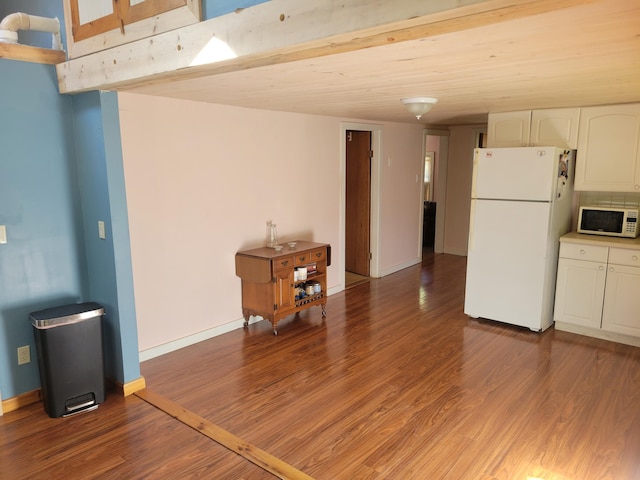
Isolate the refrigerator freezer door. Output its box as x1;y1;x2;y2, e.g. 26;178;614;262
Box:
472;147;560;202
465;198;554;331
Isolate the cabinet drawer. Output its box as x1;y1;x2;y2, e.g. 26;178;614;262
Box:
608;248;640;267
294;252;310;266
273;256;294;272
559;242;608;262
310;248;326;263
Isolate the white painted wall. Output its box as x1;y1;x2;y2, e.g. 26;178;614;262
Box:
118;93;425;353
380;123;425;272
443;125;484;256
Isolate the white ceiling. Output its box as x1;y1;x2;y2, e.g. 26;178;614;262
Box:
126;0;640;125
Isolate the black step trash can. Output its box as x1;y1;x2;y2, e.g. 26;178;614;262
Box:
30;302;106;418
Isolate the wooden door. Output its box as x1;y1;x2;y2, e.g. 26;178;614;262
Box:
274;269;295;313
346;130;371;276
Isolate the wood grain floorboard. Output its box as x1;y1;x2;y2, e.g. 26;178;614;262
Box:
141;252;640;480
2;252;640;479
136;388;313;479
0;393;273;479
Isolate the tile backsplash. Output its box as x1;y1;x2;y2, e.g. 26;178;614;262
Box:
579;192;640;208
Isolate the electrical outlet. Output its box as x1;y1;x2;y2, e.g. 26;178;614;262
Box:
17;345;30;365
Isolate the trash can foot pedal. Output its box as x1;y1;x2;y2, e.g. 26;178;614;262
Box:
63;393;98;416
63;403;98;417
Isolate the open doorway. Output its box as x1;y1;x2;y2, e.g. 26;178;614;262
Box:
345;129;371;288
340;122;382;290
422;150;436;249
422;129;450;255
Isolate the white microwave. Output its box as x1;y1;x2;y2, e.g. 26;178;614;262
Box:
577;206;640;238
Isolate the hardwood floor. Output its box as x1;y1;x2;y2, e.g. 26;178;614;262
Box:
2;252;640;479
345;270;369;289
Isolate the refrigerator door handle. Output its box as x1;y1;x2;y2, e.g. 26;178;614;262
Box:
468;200;476;252
470;150;479;198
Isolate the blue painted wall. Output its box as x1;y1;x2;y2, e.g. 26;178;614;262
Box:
203;0;269;20
72;92;140;383
0;59;86;398
0;1;140;399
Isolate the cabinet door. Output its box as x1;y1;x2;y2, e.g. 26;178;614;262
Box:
274;269;294;313
530;108;580;149
554;258;606;328
64;0;200;59
487;111;531;147
70;0;191;41
575;104;640;192
602;265;640;336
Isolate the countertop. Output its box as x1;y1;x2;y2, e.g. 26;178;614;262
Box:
560;231;640;250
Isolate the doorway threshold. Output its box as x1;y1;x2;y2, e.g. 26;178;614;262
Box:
346;271;370;289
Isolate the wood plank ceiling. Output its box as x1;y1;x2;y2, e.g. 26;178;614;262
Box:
120;0;640;125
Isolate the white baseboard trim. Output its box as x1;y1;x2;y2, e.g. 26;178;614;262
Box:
327;285;343;296
380;257;421;277
139;288;343;362
444;247;468;256
139;316;255;362
555;322;640;348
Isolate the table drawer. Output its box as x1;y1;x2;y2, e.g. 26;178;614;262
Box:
559;242;608;262
273;256;294;272
294;252;310;266
608;248;640;267
310;248;326;263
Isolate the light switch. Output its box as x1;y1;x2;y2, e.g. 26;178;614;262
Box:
98;221;106;240
0;225;6;244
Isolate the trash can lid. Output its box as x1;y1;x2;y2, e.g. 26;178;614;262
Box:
30;302;105;329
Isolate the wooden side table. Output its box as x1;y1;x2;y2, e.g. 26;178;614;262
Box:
235;241;331;335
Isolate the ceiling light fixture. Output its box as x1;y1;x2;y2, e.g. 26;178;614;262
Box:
401;97;438;120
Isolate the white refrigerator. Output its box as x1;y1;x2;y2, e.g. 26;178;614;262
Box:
464;147;575;332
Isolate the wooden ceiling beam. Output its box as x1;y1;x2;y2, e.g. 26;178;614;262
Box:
56;0;596;94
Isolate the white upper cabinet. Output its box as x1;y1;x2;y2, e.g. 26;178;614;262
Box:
487;108;580;149
574;103;640;192
487;110;531;147
530;108;580;149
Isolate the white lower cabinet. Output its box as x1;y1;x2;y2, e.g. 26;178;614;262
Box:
554;239;640;346
602;261;640;337
555;257;606;328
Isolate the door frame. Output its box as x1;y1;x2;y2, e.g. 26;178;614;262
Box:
422;129;450;254
340;122;382;288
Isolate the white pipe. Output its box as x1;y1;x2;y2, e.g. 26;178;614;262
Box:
0;12;62;50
